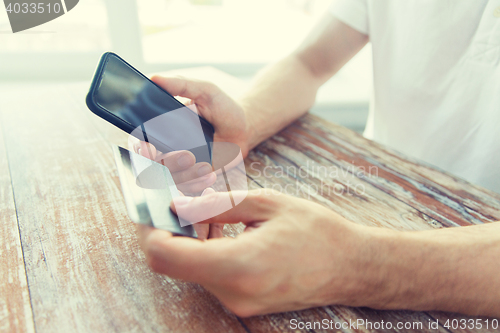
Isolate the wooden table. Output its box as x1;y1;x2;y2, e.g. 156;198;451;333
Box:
1;72;500;333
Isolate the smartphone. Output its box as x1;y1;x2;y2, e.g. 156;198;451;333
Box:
86;52;214;164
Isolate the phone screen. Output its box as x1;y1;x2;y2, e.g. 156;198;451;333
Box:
92;53;214;164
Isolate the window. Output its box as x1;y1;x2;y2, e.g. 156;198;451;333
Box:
0;0;336;79
137;0;332;74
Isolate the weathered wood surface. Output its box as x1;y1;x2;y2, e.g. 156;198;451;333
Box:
0;76;499;333
0;105;35;333
0;84;247;333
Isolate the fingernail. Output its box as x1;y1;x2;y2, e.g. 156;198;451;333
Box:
177;154;192;167
173;196;193;206
137;148;142;155
195;173;213;182
201;188;215;196
197;165;212;177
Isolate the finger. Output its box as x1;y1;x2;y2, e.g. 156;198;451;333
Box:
174;96;192;106
208;223;224;239
177;173;217;193
137;224;160;251
151;76;218;103
202;187;216;195
171;162;214;184
128;135;140;153
244;222;265;233
138;223;236;281
200;188;225;238
155;150;196;173
190;187;215;240
177;98;199;114
186;102;198;114
136;141;157;160
193;223;209;240
201;188;225;238
171;190;284;225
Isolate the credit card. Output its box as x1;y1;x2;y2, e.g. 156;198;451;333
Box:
112;145;197;238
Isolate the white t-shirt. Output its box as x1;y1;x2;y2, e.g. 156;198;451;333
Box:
330;0;500;193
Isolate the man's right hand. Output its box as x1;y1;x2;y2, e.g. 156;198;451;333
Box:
151;75;252;158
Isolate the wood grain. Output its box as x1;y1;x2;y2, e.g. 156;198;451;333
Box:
0;83;247;333
290;116;500;226
0;97;35;333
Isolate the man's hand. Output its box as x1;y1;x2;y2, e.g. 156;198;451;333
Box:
151;76;252;158
130;77;250;238
138;190;500;317
138;190;385;317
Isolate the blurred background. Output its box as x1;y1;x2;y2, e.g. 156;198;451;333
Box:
0;0;372;132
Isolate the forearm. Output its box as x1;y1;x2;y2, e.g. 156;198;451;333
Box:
236;16;368;153
368;222;500;316
239;54;325;151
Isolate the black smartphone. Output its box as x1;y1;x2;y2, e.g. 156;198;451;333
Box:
86;52;214;164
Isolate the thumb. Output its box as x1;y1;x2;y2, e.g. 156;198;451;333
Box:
134;140;157;160
138;224;233;282
151;75;218;103
171;190;283;225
